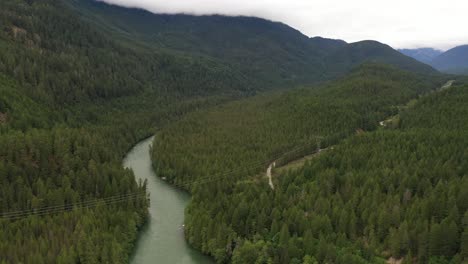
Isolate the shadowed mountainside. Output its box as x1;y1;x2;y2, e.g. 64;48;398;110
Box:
67;0;438;88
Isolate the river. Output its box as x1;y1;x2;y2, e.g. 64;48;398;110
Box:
123;136;213;264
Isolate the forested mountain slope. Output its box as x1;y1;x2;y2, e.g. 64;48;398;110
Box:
324;41;437;76
0;0;238;262
67;0;438;87
0;0;454;263
0;0;251;106
67;0;341;86
400;46;468;75
150;64;457;263
430;45;468;75
0;72;149;263
0;61;229;263
259;85;468;263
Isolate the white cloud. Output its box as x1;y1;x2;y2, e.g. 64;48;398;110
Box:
98;0;468;50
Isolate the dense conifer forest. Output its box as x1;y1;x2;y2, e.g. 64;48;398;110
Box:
0;0;466;263
152;64;444;189
151;67;467;263
0;0;251;106
0;0;244;262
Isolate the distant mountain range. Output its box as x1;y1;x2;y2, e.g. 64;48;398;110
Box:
430;45;468;74
399;46;468;74
398;48;442;64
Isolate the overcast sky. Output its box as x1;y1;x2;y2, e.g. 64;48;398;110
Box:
98;0;468;51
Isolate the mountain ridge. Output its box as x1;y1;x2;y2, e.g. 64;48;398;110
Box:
324;40;437;76
430;45;468;74
399;45;468;75
67;0;438;86
398;47;442;64
0;0;464;263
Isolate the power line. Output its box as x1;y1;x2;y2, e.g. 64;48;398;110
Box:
0;191;147;220
1;192;139;217
1;138;322;220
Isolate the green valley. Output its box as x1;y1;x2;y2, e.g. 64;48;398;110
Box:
151;64;467;263
0;0;466;263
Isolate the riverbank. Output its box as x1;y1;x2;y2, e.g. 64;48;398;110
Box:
123;137;213;264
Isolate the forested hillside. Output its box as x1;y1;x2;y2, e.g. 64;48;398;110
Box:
152;64;443;188
0;0;460;263
250;84;468;263
0;70;234;263
67;0;342;87
325;41;437;76
0;0;251;106
400;46;468;75
0;72;150;262
67;0;437;88
150;64;461;263
0;0;243;262
430;45;468;75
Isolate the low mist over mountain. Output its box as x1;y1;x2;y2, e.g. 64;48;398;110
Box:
398;48;442;64
68;0;437;87
3;0;467;263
